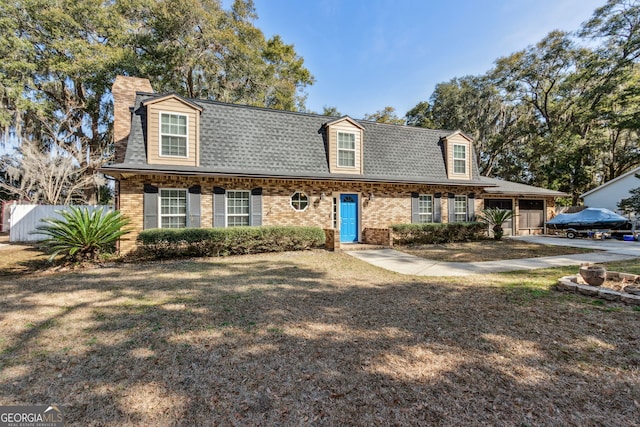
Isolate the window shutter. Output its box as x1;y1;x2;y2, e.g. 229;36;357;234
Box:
250;188;263;226
143;184;159;229
434;193;442;223
411;192;419;224
213;187;226;228
448;193;456;223
467;193;475;222
188;185;201;227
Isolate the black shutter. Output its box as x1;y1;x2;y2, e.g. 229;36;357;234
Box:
411;192;419;224
434;193;442;223
467;193;476;222
188;185;201;227
143;184;158;229
213;187;226;228
250;188;263;226
448;193;456;223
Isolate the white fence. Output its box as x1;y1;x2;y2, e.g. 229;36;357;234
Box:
8;204;110;242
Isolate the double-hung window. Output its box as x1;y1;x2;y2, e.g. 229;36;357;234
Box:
160;189;187;228
453;144;467;174
418;195;433;223
227;190;250;226
160;113;188;157
337;132;356;167
454;195;467;222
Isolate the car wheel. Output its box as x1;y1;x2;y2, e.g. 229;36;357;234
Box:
566;231;577;239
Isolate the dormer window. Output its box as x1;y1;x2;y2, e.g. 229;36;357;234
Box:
324;116;364;175
443;132;473;180
143;94;202;166
160;112;188;157
337;132;356;168
453;144;467;174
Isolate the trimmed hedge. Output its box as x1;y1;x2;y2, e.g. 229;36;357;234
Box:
136;226;326;259
390;222;487;245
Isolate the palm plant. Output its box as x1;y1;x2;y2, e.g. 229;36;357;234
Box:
477;207;517;240
35;206;131;261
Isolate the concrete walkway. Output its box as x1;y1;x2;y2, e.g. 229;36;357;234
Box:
345;235;640;276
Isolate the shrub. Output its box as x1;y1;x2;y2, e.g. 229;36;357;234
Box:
136;226;326;259
35;206;131;261
390;222;486;245
477;208;517;240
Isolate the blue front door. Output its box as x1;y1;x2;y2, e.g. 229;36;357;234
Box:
340;194;358;242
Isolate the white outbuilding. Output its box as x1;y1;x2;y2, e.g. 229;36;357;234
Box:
580;165;640;216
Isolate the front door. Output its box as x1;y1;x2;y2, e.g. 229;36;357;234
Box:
340;194;358;243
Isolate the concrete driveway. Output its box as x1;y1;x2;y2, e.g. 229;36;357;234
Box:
513;235;640;257
345;235;640;276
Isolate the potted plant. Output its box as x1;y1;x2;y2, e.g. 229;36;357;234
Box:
477;207;517;240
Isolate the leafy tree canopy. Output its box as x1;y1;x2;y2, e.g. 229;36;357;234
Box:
406;0;640;204
0;0;314;203
322;106;341;117
363;106;404;124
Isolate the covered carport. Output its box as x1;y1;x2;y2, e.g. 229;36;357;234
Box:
481;178;567;236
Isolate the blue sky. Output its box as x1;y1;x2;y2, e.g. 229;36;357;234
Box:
251;0;605;119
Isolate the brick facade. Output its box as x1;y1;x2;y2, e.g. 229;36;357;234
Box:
118;174;490;253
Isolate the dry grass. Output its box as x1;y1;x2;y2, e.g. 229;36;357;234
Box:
398;239;594;262
0;245;639;426
0;234;50;275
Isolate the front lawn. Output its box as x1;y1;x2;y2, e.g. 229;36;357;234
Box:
398;238;594;262
0;250;638;425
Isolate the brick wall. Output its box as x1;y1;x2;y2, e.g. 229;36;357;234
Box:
362;228;392;246
324;228;340;251
117;173;551;253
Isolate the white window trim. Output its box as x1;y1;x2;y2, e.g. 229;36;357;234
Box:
159;111;189;158
226;190;251;227
290;191;309;212
159;188;188;228
418;194;433;223
452;143;468;175
337;131;357;168
454;195;468;222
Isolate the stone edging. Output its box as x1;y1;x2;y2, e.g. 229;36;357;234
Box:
557;272;640;305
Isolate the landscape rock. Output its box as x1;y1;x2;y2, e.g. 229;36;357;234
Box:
576;284;599;296
621;294;640;305
598;288;621;301
623;286;640;296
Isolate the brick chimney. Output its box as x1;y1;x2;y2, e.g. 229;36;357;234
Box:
112;76;153;163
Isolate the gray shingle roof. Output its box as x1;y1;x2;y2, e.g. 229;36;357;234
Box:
481;177;567;197
104;93;558;196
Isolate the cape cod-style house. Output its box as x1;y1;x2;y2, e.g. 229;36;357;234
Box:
101;76;565;252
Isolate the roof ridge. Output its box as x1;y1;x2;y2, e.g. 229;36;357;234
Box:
135;92;345;120
133;92;455;135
